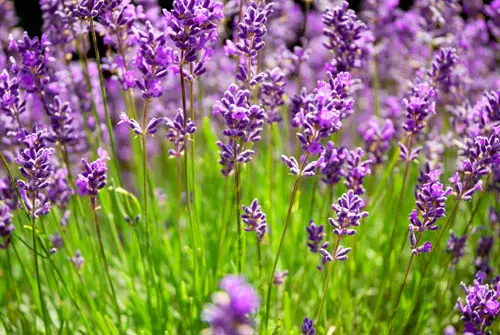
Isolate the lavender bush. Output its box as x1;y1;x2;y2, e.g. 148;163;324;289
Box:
0;0;499;334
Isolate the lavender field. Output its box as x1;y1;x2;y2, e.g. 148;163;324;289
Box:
0;0;499;334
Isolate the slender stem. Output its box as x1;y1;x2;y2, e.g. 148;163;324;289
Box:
267;124;273;227
389;233;422;333
91;197;121;325
141;99;151;240
257;242;263;295
188;63;198;221
31;193;50;335
308;177;319;219
234;140;243;273
264;153;309;332
315;236;341;323
388;136;413;252
89;18;122;187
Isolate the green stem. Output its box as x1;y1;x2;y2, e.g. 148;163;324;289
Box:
89;18;122;187
234;140;243;273
91;197;121;326
31;193;50;335
263;153;310;332
315;236;341;324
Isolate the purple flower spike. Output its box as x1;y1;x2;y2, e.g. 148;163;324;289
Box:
301;317;316;335
118;113;163;136
402;82;436;136
164;0;222;63
236;2;275;59
76;148;110;197
475;236;494;275
319;142;348;186
359;117;395;165
322;1;373;73
329;190;368;237
408;167;452;255
165;110;196;158
428;47;458;92
446;231;467;267
75;0;104;17
456;276;500;335
259;67;286;123
0;204;14;249
72;250;84;270
0;70;26;124
343;148;372;195
306;220;328;253
241;199;267;242
202;275;259;334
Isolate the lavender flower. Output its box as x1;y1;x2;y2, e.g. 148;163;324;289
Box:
165;110;196;158
408;168;452;255
329;190;368;237
163;0;222;63
75;0;104;18
306;220;328;253
0;204;14;249
16;130;54;217
0;70;26;126
50;231;63;251
45;96;77;145
343;148;372;195
401;82;436;136
273;270;288;286
202;275;259;334
235;2;274;59
214;84;264;175
241;199;267;242
72;250;85;270
428;47;458;92
319;142;348;185
259;67;286;123
76;148;109;197
446;230;467;267
323;1;373;73
301;317;316;335
475;236;494;275
456;275;500;335
133;21;176;99
359;117;395;165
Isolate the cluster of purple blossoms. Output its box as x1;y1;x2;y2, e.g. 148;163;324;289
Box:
343;147;372;195
241;199;267;243
16;130;54;217
202;275;259;334
308;190;368;270
359;117;395;165
475;236;494;275
301;317;316;335
8;33;54;95
446;230;467;267
75;0;104;18
76;148;110;198
133;21;176;99
165;110;196;158
322;1;373;73
0;70;26;127
428;47;459;93
214;84;264;176
408;167;452;255
235;1;274;61
45;96;77;145
319;142;348;186
259;67;286;123
163;0;223;64
456;274;500;335
0;177;17;210
0;204;14;249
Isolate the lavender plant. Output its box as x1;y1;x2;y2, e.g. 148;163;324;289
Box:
0;1;498;334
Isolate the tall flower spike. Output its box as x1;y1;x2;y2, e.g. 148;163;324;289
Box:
301;317;316;335
202;275;259;334
75;0;104;18
319;142;348;186
235;1;275;59
306;220;328;253
446;230;467;267
359;117;395;165
329;190;368;237
456;276;500;335
241;199;267;242
428;47;458;92
322;1;373;73
133;21;176;99
259;67;286;123
76;148;110;197
343;147;372;195
475;236;493;275
0;70;26;125
165;110;196;158
163;0;223;63
408;167;452;255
